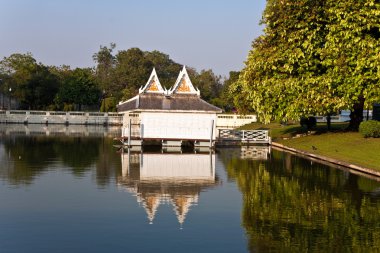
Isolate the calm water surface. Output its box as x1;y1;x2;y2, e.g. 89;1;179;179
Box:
0;126;379;252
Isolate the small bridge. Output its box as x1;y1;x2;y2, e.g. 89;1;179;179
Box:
216;129;271;146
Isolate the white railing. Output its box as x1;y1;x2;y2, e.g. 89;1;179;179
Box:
0;124;121;137
216;114;257;128
0;110;123;125
218;129;271;144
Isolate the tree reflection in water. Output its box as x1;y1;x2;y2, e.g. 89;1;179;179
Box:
221;149;380;252
0;135;121;186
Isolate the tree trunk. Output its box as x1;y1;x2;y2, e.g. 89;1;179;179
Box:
326;114;331;131
366;108;369;121
348;97;365;131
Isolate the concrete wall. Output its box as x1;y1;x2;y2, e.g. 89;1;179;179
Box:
0;110;123;125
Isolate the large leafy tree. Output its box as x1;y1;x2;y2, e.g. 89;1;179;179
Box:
92;43;116;94
322;0;380;129
114;48;153;100
55;68;100;111
0;53;59;109
190;69;223;106
223;71;241;112
145;50;182;89
232;0;380;130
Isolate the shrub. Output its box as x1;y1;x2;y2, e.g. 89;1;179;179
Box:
300;116;317;130
359;120;380;138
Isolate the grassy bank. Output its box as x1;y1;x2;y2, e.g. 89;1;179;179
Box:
241;122;380;171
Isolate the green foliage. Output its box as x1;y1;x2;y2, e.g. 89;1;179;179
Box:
92;43;116;92
94;46;182;102
190;69;222;102
54;68;100;110
0;53;59;109
100;97;116;112
1;46;226;111
145;50;182;89
63;103;74;111
222;71;240;111
93;45;223;106
231;0;380;128
359;120;380;138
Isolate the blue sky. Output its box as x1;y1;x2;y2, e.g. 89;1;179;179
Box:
0;0;266;77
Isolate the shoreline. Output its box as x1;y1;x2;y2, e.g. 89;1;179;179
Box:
272;141;380;179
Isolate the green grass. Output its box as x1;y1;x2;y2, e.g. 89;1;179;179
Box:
240;122;380;171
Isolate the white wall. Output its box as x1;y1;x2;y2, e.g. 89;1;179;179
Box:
140;112;217;140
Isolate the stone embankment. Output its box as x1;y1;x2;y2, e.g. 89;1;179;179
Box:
272;142;380;179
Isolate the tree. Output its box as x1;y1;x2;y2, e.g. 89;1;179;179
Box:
25;65;59;110
190;69;223;103
0;53;59;109
322;0;380;130
93;43;116;94
231;0;380;130
223;71;240;112
55;68;100;111
231;0;329;123
114;48;182;101
114;48;153;101
145;50;182;89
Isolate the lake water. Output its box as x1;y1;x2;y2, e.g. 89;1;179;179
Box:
0;126;380;252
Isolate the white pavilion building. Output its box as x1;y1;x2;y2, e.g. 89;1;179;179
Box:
117;66;222;147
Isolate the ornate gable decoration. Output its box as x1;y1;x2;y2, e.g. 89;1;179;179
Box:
169;66;200;95
139;68;165;94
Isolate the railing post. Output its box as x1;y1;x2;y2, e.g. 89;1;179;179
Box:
128;118;131;147
209;119;214;148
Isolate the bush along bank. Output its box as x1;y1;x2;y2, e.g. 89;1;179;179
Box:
359;120;380;138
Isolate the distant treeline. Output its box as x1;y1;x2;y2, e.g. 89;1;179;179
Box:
0;44;238;112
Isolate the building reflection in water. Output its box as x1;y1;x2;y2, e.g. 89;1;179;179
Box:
117;149;219;226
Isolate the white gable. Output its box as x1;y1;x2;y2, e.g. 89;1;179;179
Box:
139;68;165;94
169;66;200;95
